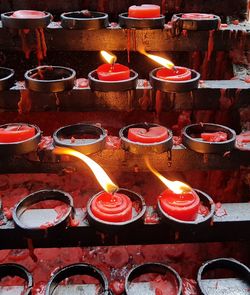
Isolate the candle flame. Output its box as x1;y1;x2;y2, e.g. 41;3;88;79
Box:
145;157;192;194
53;147;118;194
142;51;175;70
100;50;117;64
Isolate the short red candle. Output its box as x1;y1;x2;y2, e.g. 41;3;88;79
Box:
181;13;214;20
97;63;130;81
128;126;168;143
201;131;228;142
91;191;133;222
156;66;191;81
128;5;161;18
159;189;200;221
12;10;46;18
0;125;36;143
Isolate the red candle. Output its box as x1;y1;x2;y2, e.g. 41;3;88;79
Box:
97;63;130;81
12;10;46;18
0;125;36;143
201;131;228;142
128;5;161;18
128;126;168;143
181;13;215;20
91;191;133;222
156;66;191;81
159;189;200;221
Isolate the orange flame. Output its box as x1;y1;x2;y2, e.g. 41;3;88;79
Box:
145;157;192;194
100;50;117;64
142;51;175;70
53;147;118;193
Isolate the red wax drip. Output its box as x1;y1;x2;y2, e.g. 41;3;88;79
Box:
97;63;130;81
156;66;191;81
0;125;35;143
201;131;228;142
159;189;200;221
128;126;168;143
128;5;161;18
91;192;133;222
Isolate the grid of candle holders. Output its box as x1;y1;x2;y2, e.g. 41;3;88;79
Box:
0;0;249;294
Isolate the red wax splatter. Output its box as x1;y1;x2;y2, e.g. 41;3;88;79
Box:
173;136;182;145
198;203;210;217
182;278;199;295
97;64;130;81
38;136;53;150
18;89;32;114
75;78;89;88
244;76;250;83
3;207;13;220
105;136;121;149
128;5;161;18
159;189;200;221
128;126;168;143
0;125;35;143
91;192;132;222
215;202;227;217
144;211;160;224
110;280;125;294
156;66;191;81
69;217;79;227
201;131;228;142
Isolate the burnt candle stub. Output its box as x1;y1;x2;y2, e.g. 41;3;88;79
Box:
0;67;15;91
182;123;236;154
120;123;173;154
1;10;52;29
125;263;182;295
157;189;215;227
25;66;76;92
88;69;138;92
87;188;146;232
0;263;33;295
45;263;110;295
197;258;250;295
171;13;221;31
61;11;109;29
13;189;74;238
150;67;200;92
53;123;107;155
0;123;41;156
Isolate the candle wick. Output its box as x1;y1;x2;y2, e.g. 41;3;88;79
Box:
172;66;177;72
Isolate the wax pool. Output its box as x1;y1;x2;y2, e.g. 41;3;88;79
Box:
0;125;35;143
159;188;200;221
91;192;133;222
128;126;168;143
128;5;161;18
201;132;228;142
12;10;46;18
156;66;191;81
181;13;214;19
97;63;130;81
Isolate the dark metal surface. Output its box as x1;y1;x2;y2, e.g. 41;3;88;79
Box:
61;11;109;30
1;11;51;29
0;22;249;52
182;123;236;154
0;123;41;156
197;258;250;295
25;66;76;93
53;123;107;155
87;188;146;232
0;203;249;249
120;123;173;154
0;79;249;112
125;263;182;295
119;13;165;29
88;69;138;92
0;67;15;91
150;68;200;93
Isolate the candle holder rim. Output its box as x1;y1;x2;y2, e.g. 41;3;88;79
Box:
61;11;108;21
45;263;111;295
197;257;250;295
125;262;182;295
0;263;33;295
13;189;74;231
87;188;146;227
0;67;15;81
157;188;215;225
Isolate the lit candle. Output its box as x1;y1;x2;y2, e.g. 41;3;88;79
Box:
97;51;130;81
0;124;36;143
128;5;161;18
12;10;46;18
143;52;192;81
128;126;168;143
146;158;200;221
